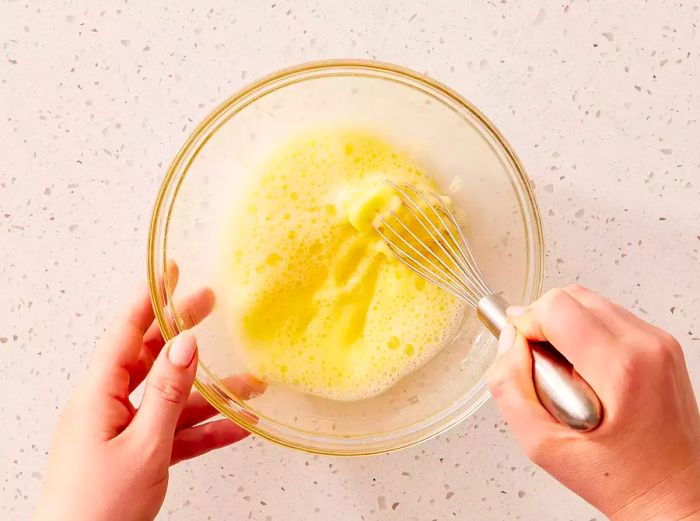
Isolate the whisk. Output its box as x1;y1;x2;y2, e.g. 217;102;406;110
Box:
375;182;602;431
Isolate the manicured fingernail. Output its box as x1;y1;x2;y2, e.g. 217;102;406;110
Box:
169;333;196;367
498;324;516;355
506;306;527;317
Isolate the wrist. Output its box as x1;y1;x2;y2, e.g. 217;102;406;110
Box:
608;461;700;521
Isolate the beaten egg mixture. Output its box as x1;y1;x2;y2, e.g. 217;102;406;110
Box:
222;130;465;400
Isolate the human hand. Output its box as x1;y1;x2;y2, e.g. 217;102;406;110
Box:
488;285;700;521
33;266;264;521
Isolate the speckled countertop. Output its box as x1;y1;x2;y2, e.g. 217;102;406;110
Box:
2;1;699;520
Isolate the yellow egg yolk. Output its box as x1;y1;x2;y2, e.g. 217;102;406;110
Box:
221;129;465;400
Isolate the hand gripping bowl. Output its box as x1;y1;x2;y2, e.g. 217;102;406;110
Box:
148;60;544;456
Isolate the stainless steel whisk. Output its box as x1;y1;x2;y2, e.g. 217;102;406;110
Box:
375;182;602;431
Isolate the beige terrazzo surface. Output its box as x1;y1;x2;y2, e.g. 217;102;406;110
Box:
1;1;699;520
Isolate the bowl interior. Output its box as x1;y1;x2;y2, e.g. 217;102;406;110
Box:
149;61;543;455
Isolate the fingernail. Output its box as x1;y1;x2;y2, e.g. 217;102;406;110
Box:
498;324;516;355
506;306;527;317
168;333;196;368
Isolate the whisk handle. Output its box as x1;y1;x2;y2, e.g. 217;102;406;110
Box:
478;294;603;432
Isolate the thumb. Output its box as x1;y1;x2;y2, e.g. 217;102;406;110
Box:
130;332;198;449
488;324;557;445
504;305;547;342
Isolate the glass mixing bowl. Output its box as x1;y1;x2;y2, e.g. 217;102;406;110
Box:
148;60;544;455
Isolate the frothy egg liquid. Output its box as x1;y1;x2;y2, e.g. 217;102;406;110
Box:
222;129;466;401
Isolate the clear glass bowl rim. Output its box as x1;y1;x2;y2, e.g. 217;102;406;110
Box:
148;59;544;456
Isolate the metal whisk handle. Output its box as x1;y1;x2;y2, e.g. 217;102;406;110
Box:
478;294;603;432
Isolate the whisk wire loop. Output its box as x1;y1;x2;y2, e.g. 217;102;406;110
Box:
404;184;491;296
375;182;491;306
393;183;473;282
376;214;477;306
